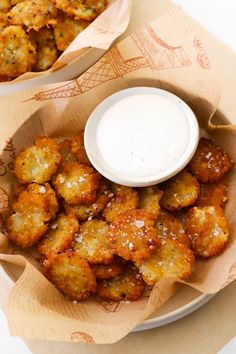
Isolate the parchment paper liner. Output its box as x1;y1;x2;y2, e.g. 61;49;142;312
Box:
0;7;236;344
0;0;132;85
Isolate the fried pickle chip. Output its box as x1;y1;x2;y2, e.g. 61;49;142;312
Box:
108;209;159;264
92;259;124;279
53;13;89;51
38;213;79;258
160;170;199;210
73;219;113;264
0;0;10;13
103;184;139;222
17;182;58;221
14;137;61;184
196;181;228;208
138;238;195;286
29;28;58;71
44;251;96;301
188;138;233;183
52;0;106;21
53;162;101;205
139;186;163;219
155;209;190;247
71;131;91;166
0;25;36;80
64;180;111;221
8;0;58;31
7;208;48;248
96;264;145;301
7;182;58;248
185;206;229;258
0;11;8;26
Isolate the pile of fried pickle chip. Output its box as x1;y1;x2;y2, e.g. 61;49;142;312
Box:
0;0;107;80
6;132;233;302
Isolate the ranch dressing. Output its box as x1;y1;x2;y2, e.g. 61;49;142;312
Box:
96;94;190;178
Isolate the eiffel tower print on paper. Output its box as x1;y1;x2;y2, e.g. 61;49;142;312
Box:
28;24;192;102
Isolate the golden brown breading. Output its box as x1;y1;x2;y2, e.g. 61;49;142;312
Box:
139;186;163;219
0;25;36;80
92;258;124;279
160;170;200;210
14;137;61;184
96;264;145;301
73;219;113;264
10;0;23;5
8;0;58;31
0;0;10;13
53;161;101;205
155;209;190;247
38;213;79;258
43;251;96;301
108;209;159;264
195;181;228;208
29;28;58;71
17;183;58;221
7;208;48;248
185;206;229;258
0;11;8;26
52;0;106;21
188;138;233;183
64;180;112;221
53;12;89;51
138;238;195;286
71;131;91;166
7;182;58;248
103;184;139;222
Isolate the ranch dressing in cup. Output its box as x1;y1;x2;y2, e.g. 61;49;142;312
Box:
84;87;199;187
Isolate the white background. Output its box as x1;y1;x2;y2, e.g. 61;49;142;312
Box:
1;1;236;353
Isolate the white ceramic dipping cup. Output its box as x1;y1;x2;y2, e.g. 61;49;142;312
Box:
84;87;199;187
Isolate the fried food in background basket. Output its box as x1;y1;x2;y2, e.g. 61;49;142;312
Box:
0;0;108;80
5;133;233;302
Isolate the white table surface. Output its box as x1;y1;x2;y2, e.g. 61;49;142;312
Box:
1;1;236;353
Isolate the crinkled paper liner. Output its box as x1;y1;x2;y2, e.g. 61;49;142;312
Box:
0;6;236;344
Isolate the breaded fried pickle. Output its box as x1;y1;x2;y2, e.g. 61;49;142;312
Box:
0;25;36;80
7;208;48;248
54;162;101;205
188;138;233;182
108;209;159;264
53;13;89;51
185;206;229;258
196;181;227;208
73;219;113;264
17;182;58;221
103;184;139;222
64;180;111;221
52;0;106;21
0;0;10;12
155;209;190;247
71;131;91;166
92;259;124;279
38;213;79;258
14;137;61;184
44;251;96;301
139;186;163;219
160;170;199;210
8;0;58;31
96;264;145;301
29;28;58;71
7;183;58;248
138;238;195;286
